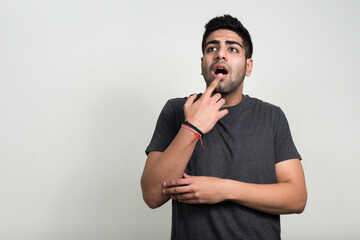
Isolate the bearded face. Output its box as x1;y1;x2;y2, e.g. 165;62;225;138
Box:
201;29;252;96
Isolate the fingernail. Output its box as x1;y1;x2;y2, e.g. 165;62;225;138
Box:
163;182;166;187
218;73;223;77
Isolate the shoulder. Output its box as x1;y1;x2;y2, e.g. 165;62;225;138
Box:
158;96;188;126
242;95;289;129
245;95;279;109
165;97;187;108
244;95;282;114
163;93;203;112
161;97;188;115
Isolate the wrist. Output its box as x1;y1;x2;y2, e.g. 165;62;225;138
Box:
183;121;205;137
181;121;205;148
223;179;242;202
178;127;199;143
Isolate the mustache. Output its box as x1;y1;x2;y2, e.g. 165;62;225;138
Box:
210;61;231;71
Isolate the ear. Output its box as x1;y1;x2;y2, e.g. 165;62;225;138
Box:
200;57;204;75
245;58;253;77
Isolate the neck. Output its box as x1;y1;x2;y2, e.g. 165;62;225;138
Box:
221;83;244;107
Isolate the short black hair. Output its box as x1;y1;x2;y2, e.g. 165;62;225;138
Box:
202;15;253;59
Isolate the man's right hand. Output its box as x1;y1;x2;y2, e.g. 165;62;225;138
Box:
183;74;229;134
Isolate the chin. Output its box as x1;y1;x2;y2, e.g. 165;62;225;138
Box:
214;87;231;95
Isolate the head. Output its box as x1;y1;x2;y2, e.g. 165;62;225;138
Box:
202;15;253;59
201;15;253;96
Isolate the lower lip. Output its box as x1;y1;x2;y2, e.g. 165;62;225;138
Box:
213;73;227;79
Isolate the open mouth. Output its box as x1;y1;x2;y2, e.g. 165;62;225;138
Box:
212;64;229;78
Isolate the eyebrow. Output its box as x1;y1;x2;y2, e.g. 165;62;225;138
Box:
206;40;243;48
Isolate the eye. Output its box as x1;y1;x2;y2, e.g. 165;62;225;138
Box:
207;46;217;52
229;47;238;53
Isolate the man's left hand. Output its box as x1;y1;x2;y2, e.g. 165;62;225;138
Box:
162;173;226;204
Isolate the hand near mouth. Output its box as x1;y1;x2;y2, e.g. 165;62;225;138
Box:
183;74;229;134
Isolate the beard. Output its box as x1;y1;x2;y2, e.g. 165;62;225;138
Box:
202;62;246;95
212;75;245;95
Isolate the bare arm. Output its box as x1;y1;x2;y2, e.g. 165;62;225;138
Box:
163;159;307;215
140;130;198;209
141;74;228;209
226;159;307;214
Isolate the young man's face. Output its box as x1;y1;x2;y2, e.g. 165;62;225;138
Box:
201;29;253;95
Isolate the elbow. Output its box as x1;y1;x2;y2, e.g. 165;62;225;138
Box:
141;181;167;209
280;189;307;214
148;204;160;209
143;195;162;209
293;202;306;214
140;173;169;209
292;192;307;214
283;200;306;214
296;198;307;214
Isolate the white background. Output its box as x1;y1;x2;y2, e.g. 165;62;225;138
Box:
1;0;359;239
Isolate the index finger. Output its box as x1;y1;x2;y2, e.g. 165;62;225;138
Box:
163;185;193;195
163;178;192;188
203;73;223;98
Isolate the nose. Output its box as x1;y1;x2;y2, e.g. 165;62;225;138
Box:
216;47;227;61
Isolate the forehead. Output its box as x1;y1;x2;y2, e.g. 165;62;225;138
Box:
206;29;243;45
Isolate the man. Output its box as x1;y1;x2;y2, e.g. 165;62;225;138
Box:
141;15;307;239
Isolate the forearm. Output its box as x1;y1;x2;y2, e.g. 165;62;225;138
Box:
141;128;197;208
142;78;228;208
224;179;307;215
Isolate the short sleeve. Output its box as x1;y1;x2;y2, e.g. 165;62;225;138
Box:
274;108;301;163
145;100;183;155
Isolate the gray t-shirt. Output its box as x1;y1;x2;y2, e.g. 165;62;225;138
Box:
146;94;301;240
